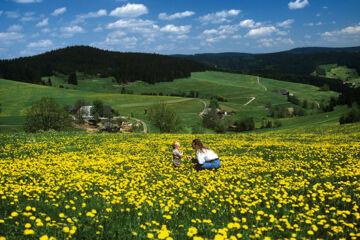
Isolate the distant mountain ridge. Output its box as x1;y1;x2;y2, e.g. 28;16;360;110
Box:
174;46;360;57
175;46;360;76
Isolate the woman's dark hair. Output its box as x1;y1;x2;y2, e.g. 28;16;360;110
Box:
192;139;208;152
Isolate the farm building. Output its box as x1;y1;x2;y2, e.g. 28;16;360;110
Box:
278;89;289;95
79;106;94;120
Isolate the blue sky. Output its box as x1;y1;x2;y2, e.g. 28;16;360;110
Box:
0;0;360;59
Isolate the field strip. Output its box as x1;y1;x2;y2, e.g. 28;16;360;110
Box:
196;99;207;117
244;97;256;106
192;77;262;90
117;98;193;108
0;124;23;126
257;76;267;91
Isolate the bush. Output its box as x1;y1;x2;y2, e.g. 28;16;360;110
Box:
340;105;360;124
202;108;219;129
24;97;72;132
147;102;182;133
209;98;219;109
214;120;229;133
191;124;205;134
68;72;78;85
234;117;255;132
91;100;104;117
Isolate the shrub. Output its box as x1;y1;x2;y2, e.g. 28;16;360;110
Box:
214;119;229;133
24;97;72;132
68;72;78;85
209;98;219;109
147;102;182;133
234;117;255;132
340;105;360;124
191;124;205;134
91;100;104;117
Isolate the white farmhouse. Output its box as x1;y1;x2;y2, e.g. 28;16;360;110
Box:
79;106;94;119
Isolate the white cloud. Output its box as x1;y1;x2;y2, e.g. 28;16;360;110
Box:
60;25;85;37
107;18;154;29
7;24;23;32
21;12;37;22
288;0;309;10
277;19;294;28
258;38;274;47
203;29;218;35
51;7;66;16
205;35;227;43
159;11;195;20
239;19;257;28
322;24;360;37
12;0;42;3
246;26;279;37
94;27;103;32
93;32;138;50
160;24;191;34
232;34;242;39
277;37;295;45
27;39;53;48
169;34;189;41
258;37;294;47
0;32;24;42
109;3;148;18
5;11;20;18
304;21;322;27
36;18;49;27
0;11;3;16
74;9;107;23
199;9;241;24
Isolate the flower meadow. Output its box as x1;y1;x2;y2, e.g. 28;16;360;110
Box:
0;124;360;240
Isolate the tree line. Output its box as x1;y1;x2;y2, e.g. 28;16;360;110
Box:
0;46;211;85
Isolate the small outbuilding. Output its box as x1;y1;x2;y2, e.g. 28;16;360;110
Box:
79;106;94;120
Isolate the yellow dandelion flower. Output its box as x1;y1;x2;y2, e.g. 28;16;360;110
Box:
39;235;49;240
24;229;35;235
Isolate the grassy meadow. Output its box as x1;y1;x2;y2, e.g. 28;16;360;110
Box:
0;123;359;239
316;64;360;87
0;71;344;133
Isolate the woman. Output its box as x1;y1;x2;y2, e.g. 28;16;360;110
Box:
187;139;221;171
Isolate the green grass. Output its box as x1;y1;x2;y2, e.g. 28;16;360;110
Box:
0;71;344;133
126;71;339;122
316;64;360;87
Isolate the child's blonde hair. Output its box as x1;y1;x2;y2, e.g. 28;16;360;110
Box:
172;141;180;149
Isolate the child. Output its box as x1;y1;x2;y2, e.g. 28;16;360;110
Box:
172;141;183;168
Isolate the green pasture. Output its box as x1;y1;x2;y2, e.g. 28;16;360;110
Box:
316;64;360;87
0;71;345;133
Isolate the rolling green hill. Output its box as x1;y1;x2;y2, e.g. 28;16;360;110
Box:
314;64;360;87
1;71;348;133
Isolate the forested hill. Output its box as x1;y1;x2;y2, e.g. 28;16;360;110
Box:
0;46;211;85
285;46;360;54
176;46;360;75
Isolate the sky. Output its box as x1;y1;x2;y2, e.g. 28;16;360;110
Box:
0;0;360;59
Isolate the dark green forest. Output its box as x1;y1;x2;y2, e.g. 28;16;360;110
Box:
176;47;360;74
0;46;211;85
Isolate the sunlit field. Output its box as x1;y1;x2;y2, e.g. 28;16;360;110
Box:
1;123;360;240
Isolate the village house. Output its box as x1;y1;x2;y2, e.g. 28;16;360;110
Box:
79;106;94;120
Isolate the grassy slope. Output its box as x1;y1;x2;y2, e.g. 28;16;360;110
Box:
0;71;346;132
317;64;360;87
0;78;204;132
126;71;339;121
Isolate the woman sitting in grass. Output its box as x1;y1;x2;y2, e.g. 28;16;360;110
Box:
187;139;221;171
